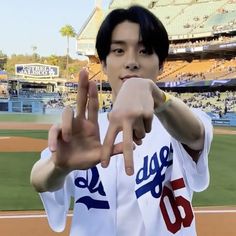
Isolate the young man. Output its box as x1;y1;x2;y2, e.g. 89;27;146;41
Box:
31;5;213;236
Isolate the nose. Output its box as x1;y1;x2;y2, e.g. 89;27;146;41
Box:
124;52;140;71
125;62;139;71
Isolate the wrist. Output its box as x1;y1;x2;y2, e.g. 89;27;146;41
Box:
50;155;71;176
154;91;172;114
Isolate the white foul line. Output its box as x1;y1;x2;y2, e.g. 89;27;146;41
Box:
1;210;236;219
0;213;73;219
194;209;236;214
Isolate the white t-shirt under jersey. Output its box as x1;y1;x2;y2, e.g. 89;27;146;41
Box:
40;109;212;236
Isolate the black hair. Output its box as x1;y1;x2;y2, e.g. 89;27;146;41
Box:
95;5;169;69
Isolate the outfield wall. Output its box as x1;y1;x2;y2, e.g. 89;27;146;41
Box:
208;112;236;127
1;99;236;126
0;99;43;114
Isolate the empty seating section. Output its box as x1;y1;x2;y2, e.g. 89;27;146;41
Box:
173;0;192;4
203;11;236;33
195;0;210;2
223;1;236;12
155;0;173;6
176;60;214;74
151;5;185;28
109;0;130;8
85;57;236;83
107;0;234;36
158;60;188;81
130;0;149;7
158;58;236;82
77;0;236;87
109;0;148;9
159;60;212;81
167;1;228;35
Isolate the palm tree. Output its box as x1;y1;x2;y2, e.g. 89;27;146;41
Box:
31;45;38;62
59;24;76;78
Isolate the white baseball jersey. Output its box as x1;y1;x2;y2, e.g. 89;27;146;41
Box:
40;109;212;236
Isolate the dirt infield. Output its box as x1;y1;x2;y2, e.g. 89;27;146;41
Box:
0;122;51;130
0;122;236;235
0;122;235;153
0;122;49;152
0;136;47;152
1;207;236;236
0;121;235;133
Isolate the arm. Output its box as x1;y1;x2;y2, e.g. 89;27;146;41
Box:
30;69;124;192
30;69;101;193
153;89;205;162
30;154;71;192
101;78;205;175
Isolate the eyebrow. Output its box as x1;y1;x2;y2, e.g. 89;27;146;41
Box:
111;40;126;45
111;40;144;45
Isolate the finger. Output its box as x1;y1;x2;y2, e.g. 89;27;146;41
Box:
143;115;153;133
61;106;74;142
133;119;146;140
123;122;134;176
133;138;142;146
48;124;61;152
87;80;99;124
101;125;119;168
111;142;136;156
77;69;89;119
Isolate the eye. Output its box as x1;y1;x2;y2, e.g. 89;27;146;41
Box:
140;47;153;55
111;48;124;55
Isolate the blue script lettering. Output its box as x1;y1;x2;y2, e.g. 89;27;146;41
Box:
75;167;109;209
76;196;109;210
135;145;173;199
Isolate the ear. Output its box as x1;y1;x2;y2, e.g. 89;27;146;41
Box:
101;61;107;75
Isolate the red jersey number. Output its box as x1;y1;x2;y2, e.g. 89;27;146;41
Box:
160;178;194;234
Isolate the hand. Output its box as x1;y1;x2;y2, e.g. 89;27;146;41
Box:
101;78;156;176
48;69;102;171
48;69;124;171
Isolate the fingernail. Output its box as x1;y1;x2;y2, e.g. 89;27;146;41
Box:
126;168;134;176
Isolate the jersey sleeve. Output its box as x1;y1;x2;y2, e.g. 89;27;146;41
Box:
171;109;213;192
38;148;74;232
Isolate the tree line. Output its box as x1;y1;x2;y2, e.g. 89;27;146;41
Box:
0;25;88;79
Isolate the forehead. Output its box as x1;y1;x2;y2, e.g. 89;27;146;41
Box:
111;21;141;43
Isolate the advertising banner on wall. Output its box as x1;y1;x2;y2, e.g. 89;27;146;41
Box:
15;63;59;78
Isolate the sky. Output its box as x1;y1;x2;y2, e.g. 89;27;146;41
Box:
0;0;111;58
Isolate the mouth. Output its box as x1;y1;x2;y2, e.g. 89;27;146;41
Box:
120;75;140;82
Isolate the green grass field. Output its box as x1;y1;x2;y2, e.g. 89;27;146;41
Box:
0;130;48;139
0;152;41;210
0;113;60;123
193;134;236;206
0;113;236;210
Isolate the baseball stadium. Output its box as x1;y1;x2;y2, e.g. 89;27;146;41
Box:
0;0;236;235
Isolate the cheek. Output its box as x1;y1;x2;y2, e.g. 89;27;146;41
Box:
146;66;160;80
106;61;120;78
